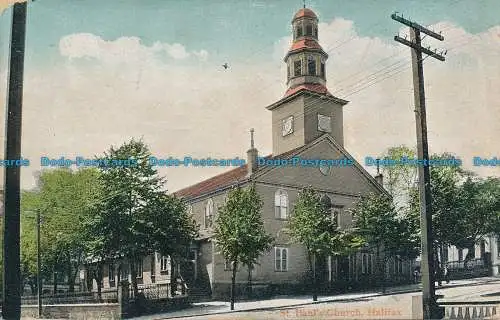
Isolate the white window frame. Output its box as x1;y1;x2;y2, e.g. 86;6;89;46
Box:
108;264;115;285
160;256;169;273
317;114;332;133
274;190;288;219
331;206;341;227
136;259;143;279
205;199;214;228
224;258;238;271
275;247;288;272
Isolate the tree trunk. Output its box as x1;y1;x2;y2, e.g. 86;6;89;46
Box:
377;247;386;293
247;264;253;300
53;270;58;294
67;257;74;293
312;253;318;301
30;278;36;295
96;264;103;301
230;261;237;310
130;259;139;298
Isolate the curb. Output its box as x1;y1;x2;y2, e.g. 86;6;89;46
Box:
151;278;500;319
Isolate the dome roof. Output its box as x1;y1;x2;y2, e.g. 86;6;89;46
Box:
293;8;318;20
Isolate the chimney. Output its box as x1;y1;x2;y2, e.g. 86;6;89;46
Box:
375;159;383;186
246;128;258;177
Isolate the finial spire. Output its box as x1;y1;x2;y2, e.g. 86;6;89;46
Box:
303;0;306;8
376;158;380;175
250;128;255;149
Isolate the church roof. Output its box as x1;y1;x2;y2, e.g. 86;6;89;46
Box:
288;38;323;52
293;8;318;20
284;83;332;98
173;147;303;200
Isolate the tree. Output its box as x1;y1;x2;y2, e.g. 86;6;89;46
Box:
214;185;273;310
287;187;363;301
379;145;417;209
21;168;102;293
87;138;197;298
407;154;498;271
351;193;419;292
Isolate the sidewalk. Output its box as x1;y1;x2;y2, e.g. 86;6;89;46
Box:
132;276;500;319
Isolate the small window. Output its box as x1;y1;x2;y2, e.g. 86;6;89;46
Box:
151;255;156;282
224;258;237;271
458;248;463;262
332;208;340;227
160;256;169;273
307;56;316;75
136;259;143;279
314;26;318;38
287;64;290;79
205;199;214;228
294;59;302;77
306;24;313;36
296;26;303;38
108;264;115;286
275;247;288;272
118;264;129;282
320;62;325;78
274;190;288;219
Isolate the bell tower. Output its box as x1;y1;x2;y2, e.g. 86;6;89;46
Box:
266;7;348;156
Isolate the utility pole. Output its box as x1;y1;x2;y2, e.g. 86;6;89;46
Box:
37;210;42;318
391;13;446;320
3;2;27;319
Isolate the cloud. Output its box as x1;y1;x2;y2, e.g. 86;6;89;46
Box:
0;17;498;192
59;33;205;63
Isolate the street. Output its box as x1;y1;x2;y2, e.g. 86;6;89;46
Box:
142;278;500;320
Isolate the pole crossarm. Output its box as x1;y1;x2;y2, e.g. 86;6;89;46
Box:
391;13;444;41
394;36;445;61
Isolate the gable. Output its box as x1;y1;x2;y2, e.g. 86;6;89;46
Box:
253;135;387;197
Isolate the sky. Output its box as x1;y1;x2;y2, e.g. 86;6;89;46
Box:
0;0;499;192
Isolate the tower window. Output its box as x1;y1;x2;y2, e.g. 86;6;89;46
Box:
287;64;290;79
293;60;302;77
296;26;303;38
306;24;313;36
307;56;316;75
320;62;325;78
314;27;318;38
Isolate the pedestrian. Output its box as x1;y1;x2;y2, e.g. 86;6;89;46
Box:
413;266;420;284
443;264;450;284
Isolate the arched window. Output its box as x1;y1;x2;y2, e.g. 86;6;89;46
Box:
287;63;290;79
308;56;316;75
314;26;318;38
293;59;302;77
320;61;325;78
274;190;288;219
306;24;313;36
320;195;332;212
296;26;303;38
205;199;214;228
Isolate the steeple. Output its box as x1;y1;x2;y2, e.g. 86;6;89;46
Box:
246;128;258;177
266;7;348;156
284;7;330;97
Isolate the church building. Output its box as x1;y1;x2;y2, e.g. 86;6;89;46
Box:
173;7;414;299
